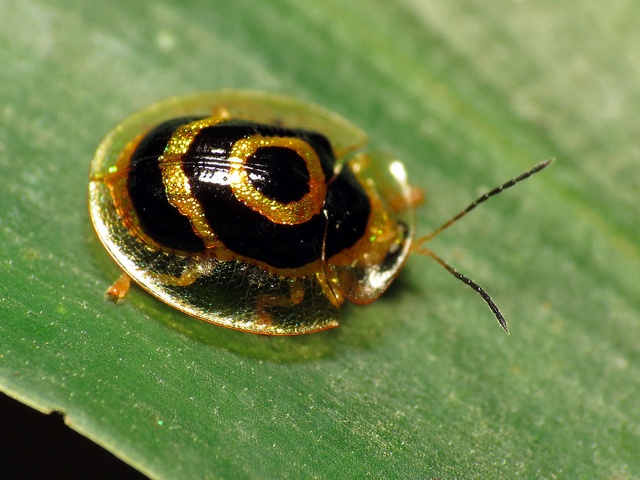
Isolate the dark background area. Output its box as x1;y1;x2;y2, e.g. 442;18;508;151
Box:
0;391;147;479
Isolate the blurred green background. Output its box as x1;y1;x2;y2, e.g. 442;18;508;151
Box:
1;0;639;478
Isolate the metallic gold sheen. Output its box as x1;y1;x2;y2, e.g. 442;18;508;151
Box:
88;90;416;335
164;116;228;156
229;135;326;224
159;157;220;248
160;116;230;247
325;152;414;304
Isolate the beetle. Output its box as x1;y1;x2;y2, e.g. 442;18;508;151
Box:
88;90;551;335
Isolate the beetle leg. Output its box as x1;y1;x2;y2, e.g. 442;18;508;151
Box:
154;258;213;287
107;260;208;303
256;279;305;324
105;273;131;303
315;272;344;308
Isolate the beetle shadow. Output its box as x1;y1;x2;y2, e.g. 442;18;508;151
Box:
333;273;415;346
130;278;408;364
86;223;408;363
153;302;341;363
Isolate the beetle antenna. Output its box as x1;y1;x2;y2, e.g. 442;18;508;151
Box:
414;159;553;332
414;245;509;333
418;159;553;243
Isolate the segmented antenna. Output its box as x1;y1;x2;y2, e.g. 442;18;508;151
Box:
414;159;553;333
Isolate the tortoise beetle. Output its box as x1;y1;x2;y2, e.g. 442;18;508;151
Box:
89;90;551;335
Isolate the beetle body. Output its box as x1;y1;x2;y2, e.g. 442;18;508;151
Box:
89;91;414;334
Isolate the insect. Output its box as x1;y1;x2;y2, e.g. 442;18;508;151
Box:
89;90;551;335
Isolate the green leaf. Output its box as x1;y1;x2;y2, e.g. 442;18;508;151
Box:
1;0;638;478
